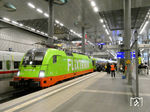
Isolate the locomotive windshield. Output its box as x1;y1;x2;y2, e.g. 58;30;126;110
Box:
22;48;47;65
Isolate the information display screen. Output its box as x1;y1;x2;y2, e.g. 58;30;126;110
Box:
117;52;125;59
117;52;135;59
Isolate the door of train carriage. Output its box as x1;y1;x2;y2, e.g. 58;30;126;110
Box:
3;53;14;78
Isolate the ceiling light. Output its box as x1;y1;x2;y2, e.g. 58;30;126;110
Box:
93;7;98;12
100;19;103;23
19;23;23;26
140;21;149;34
60;23;64;26
70;29;73;32
28;3;35;8
105;29;109;35
36;8;43;13
12;21;18;24
36;30;40;33
55;20;60;24
91;1;96;7
3;17;10;21
103;25;106;28
109;36;112;41
31;28;35;31
44;13;49;17
45;33;48;36
41;32;44;35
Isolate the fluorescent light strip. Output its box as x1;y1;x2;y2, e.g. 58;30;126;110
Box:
100;19;103;23
93;7;98;12
103;25;106;28
105;29;109;35
55;20;60;24
140;21;149;34
60;23;64;26
3;17;10;21
36;30;40;33
44;13;49;17
12;21;18;25
19;24;23;26
36;8;43;13
31;28;35;31
28;3;35;8
27;2;82;38
109;36;112;42
91;1;96;7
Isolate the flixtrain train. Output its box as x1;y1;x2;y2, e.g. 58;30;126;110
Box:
10;48;94;88
0;51;24;78
9;48;116;88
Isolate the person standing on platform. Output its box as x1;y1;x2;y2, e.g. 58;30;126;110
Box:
110;63;115;78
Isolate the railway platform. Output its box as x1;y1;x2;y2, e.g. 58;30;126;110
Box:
0;72;150;112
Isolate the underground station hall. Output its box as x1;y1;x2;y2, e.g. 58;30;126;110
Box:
0;0;150;112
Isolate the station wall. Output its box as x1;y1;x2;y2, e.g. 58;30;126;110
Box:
0;22;46;53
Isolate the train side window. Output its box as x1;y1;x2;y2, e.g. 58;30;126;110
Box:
14;61;20;69
92;60;95;66
0;61;2;69
53;55;57;63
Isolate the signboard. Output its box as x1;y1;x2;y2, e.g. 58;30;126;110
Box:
117;51;135;59
117;52;125;59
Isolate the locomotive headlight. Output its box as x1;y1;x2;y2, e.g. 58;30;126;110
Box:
17;71;20;76
39;71;45;78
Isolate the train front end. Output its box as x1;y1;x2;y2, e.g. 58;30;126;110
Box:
10;48;49;88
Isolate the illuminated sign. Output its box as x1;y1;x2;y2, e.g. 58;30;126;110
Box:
117;52;125;59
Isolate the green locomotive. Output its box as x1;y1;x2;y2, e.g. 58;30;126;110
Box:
10;48;94;88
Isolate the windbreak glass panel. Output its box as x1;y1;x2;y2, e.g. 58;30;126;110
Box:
22;49;47;65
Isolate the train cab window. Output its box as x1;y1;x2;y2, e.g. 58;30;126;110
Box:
14;61;20;69
23;49;46;65
0;61;2;69
53;55;57;63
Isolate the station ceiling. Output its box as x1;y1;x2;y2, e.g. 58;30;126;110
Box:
0;0;150;57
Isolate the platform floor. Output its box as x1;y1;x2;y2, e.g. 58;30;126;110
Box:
1;72;150;112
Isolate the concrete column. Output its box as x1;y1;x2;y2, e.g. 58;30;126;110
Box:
147;30;149;75
123;0;131;84
81;0;85;54
47;0;54;45
134;31;139;97
82;27;85;54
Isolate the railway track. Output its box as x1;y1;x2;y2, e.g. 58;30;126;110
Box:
0;88;40;104
0;73;90;104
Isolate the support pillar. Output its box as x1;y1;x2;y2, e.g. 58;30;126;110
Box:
135;31;139;97
147;30;149;75
82;27;85;54
81;0;85;54
47;0;54;45
123;0;131;84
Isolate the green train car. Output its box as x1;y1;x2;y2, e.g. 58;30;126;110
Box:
10;48;94;88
